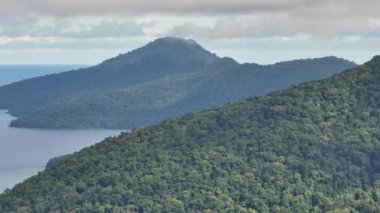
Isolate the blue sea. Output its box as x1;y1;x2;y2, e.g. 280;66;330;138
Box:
0;65;123;193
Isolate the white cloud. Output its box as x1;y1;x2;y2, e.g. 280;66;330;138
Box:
0;0;379;64
27;0;306;16
62;21;144;38
0;0;376;19
1;0;380;40
0;17;145;38
168;16;295;39
168;15;380;40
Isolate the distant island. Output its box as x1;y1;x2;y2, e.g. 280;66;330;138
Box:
0;37;356;129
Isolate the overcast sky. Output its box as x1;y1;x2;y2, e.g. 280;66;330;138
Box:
0;0;379;64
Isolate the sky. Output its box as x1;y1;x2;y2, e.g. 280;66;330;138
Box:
0;0;379;65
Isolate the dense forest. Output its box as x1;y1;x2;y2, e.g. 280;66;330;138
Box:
1;56;379;212
0;37;356;129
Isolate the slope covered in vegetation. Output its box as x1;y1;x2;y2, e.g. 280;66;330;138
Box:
0;57;379;212
0;37;356;129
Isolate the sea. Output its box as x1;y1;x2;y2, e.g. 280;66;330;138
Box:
0;65;123;193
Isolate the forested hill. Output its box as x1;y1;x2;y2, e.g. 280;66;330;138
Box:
0;37;356;129
0;37;218;116
1;56;379;212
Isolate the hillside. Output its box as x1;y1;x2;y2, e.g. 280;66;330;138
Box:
0;65;88;87
0;37;356;129
1;57;379;212
0;37;218;116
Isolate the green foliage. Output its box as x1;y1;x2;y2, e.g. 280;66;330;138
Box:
0;37;356;129
0;57;379;212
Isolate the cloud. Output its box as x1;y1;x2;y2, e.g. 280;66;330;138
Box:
28;0;305;16
168;14;380;40
168;17;295;39
1;0;378;18
0;0;379;65
0;18;145;38
0;35;149;51
61;21;144;38
1;0;379;40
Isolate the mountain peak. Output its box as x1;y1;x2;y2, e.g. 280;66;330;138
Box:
154;37;199;46
145;37;205;51
128;36;218;63
99;37;218;67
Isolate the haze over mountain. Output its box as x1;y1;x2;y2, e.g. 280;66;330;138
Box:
1;56;379;212
0;37;356;129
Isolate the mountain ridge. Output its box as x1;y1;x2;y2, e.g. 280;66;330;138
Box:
0;37;357;129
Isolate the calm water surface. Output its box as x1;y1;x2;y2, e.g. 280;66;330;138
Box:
0;110;123;193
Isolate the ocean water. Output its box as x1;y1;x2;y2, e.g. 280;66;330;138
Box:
0;65;122;193
0;110;123;193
